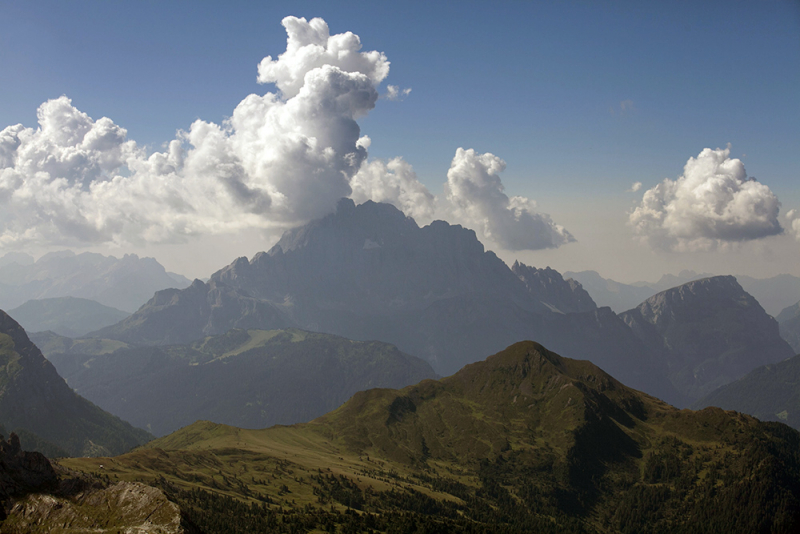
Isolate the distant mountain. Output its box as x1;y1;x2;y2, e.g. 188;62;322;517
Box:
563;270;656;313
64;341;800;533
0;309;152;457
92;199;677;404
8;297;130;338
694;355;800;430
620;276;795;403
48;328;436;437
642;269;715;292
567;269;800;317
0;250;191;313
512;261;596;313
777;301;800;353
0;252;34;268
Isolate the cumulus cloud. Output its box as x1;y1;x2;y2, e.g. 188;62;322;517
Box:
0;15;572;254
441;148;574;250
627;181;642;193
0;16;387;247
786;210;800;241
629;147;783;251
350;155;435;222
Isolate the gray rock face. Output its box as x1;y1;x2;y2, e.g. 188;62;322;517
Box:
620;276;795;404
512;261;596;313
0;251;191;313
5;481;189;533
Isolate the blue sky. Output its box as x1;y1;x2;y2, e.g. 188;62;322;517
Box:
0;0;798;281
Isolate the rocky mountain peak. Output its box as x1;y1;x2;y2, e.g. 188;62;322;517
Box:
620;275;794;403
512;261;597;313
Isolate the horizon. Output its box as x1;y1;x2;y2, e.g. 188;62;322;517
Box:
1;1;798;282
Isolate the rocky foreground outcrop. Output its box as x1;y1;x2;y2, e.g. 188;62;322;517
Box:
4;480;192;534
0;432;194;532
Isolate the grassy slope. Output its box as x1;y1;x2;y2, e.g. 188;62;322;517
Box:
63;341;800;533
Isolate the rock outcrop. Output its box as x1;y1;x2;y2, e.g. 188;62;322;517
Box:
512;261;596;313
0;433;57;509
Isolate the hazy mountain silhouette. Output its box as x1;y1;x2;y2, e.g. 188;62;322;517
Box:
0;251;190;313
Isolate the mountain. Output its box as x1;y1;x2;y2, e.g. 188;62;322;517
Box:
642;269;715;292
619;276;795;403
566;269;800;317
0;309;152;457
63;341;800;533
0;250;191;313
0;252;34;269
8;297;130;338
562;270;661;313
512;261;596;313
47;328;436;437
694;354;800;430
777;300;800;353
92;199;676;404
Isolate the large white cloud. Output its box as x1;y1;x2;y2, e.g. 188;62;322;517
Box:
0;15;571;254
441;148;574;250
629;147;783;251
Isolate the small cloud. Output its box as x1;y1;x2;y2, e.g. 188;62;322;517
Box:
383;85;412;101
627;181;642;193
620;99;635;112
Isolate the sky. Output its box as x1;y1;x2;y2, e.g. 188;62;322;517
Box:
0;0;798;282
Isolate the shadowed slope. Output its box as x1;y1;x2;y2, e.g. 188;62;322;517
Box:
0;310;151;457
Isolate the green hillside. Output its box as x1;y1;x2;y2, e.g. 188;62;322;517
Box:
0;310;152;457
48;328;436;436
63;341;800;533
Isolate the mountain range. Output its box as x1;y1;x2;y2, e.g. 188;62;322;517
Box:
58;341;800;533
89;200;792;409
0;250;191;313
92;199;682;404
46;328;436;437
